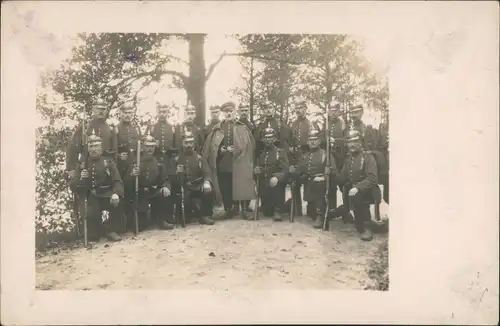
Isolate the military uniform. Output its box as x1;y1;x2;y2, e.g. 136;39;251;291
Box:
175;140;215;225
237;104;256;213
114;119;141;177
123;134;173;231
293;130;338;227
255;128;289;220
204;105;221;140
70;131;124;241
378;120;389;204
336;129;378;240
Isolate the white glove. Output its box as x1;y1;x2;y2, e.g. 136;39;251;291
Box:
110;194;120;206
313;176;325;182
161;187;171;197
269;176;278;187
202;181;212;192
120;152;128;161
80;169;89;179
349;187;359;196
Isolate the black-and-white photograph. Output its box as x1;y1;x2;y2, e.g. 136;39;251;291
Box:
35;33;390;291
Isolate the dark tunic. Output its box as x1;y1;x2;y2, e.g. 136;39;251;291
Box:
256;117;291;153
115;121;141;176
151;120;178;175
336;150;378;203
176;150;211;192
176;122;204;153
66;118;117;172
217;120;235;173
256;145;289;192
70;156;124;198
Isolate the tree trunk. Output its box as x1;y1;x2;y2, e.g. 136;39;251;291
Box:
249;56;255;122
188;34;206;126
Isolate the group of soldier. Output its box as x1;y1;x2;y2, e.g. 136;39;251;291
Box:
66;96;389;244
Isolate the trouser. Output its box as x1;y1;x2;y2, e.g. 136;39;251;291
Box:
77;195;122;239
184;189;214;220
306;198;326;218
125;193;174;231
343;185;374;233
217;171;238;211
259;181;282;217
239;200;251;211
291;177;303;216
304;179;327;217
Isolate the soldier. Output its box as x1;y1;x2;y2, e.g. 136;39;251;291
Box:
66;99;117;178
175;132;216;225
336;128;379;241
202;101;256;219
69;129;123;242
289;99;320;217
255;100;290;213
254;128;289;221
378;111;389;204
114;103;141;178
237;103;257;214
204;105;221;139
123;132;174;231
345;104;365;139
290;129;338;229
321;102;347;210
176;103;204;153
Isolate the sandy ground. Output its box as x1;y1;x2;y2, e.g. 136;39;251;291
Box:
36;188;390;291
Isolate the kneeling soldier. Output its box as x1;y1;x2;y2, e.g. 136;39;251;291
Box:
124;132;174;231
336;128;378;241
70;129;124;242
291;129;338;228
254;128;289;221
176;132;216;225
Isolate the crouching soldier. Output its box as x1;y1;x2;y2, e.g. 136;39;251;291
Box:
70;129;124;242
176;132;216;225
336;129;379;241
290;129;338;228
254;128;289;221
124;132;174;231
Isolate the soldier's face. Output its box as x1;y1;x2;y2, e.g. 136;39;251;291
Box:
210;111;220;121
88;142;102;157
347;140;362;153
92;107;106;120
121;110;134;122
264;106;273;117
224;109;235;121
157;108;168;120
308;139;320;149
183;139;195;151
264;136;275;147
295;106;307;117
238;109;249;119
143;144;155;156
351;110;363;120
186;111;196;122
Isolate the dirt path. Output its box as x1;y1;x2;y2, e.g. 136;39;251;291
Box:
36;215;387;291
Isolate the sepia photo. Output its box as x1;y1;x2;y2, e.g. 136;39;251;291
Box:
1;1;498;325
35;32;390;291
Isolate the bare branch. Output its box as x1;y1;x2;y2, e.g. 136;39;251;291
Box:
205;51;227;81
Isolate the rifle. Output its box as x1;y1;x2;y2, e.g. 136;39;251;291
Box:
322;104;331;231
81;110;89;247
134;139;140;235
178;168;187;228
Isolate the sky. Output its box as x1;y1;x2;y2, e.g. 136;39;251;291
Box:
39;33;389;127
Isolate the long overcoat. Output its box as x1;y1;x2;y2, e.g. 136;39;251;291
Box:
202;120;256;205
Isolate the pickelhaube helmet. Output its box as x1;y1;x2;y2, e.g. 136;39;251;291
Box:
142;130;157;147
263;127;276;138
346;128;362;142
329;100;341;111
238;104;249;110
120;103;136;113
186;103;196;113
294;96;307;109
349;104;364;113
93;98;107;110
220;101;236;112
88;129;102;145
308;129;321;141
183;131;195;142
209;105;221;112
262;99;272;107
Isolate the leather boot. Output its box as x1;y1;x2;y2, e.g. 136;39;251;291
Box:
313;215;324;229
273;213;283;222
158;220;174;230
106;232;122;242
360;228;373;241
200;216;215;225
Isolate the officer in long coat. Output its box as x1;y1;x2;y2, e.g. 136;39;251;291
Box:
255;100;291;213
70;129;123;242
291;129;338;228
123;132;173;231
202;101;256;219
176;103;204;154
66;99;117;178
336;128;379;241
289;99;320;216
254;128;289;221
175;132;216;225
114;103;141;178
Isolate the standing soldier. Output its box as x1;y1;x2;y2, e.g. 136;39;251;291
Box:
202;101;256;219
204;105;221;140
70;129;123;242
378;110;389;204
177;103;204;153
254;128;289;221
321;102;347;210
290;129;338;229
175;132;216;225
256;100;291;213
345;104;365;139
336;128;379;241
66;99;117;178
237;103;257;214
289;99;320;217
123;132;174;231
114;103;141;178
